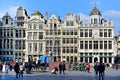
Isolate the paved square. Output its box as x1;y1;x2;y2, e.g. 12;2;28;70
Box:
0;68;120;80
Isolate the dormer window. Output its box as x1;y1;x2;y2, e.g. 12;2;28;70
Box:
6;18;8;24
94;18;97;24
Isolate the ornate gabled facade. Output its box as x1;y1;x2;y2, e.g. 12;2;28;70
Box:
0;6;115;64
79;6;114;63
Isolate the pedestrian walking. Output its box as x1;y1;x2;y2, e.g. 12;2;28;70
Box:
62;61;66;74
97;62;105;80
59;62;63;74
19;63;23;77
94;62;98;75
86;62;90;73
2;62;7;73
14;63;20;78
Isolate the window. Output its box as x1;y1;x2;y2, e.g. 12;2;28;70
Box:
66;21;69;26
80;29;83;37
28;24;32;29
74;47;77;53
39;24;43;29
33;24;37;29
104;41;107;49
85;29;88;37
66;38;69;44
85;41;88;49
70;30;73;35
16;30;18;38
100;41;103;49
58;30;61;35
23;30;25;37
99;29;103;37
104;29;107;37
94;18;97;24
23;40;25;49
89;41;92;49
28;43;32;52
19;30;22;37
62;38;65;44
89;29;92;37
6;19;8;24
33;32;37;39
109;41;112;49
33;43;37;51
39;32;43;39
74;38;77;44
39;43;42;52
74;29;77;35
28;32;32;40
63;47;65;53
80;41;83;49
70;38;73;44
67;30;69;35
62;30;65;35
46;30;49;35
94;41;98;49
108;29;112;37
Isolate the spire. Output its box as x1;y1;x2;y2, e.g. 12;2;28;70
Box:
94;0;96;7
89;0;101;16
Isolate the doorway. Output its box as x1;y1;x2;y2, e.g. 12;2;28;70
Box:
94;57;98;63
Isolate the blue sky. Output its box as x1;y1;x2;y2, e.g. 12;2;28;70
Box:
0;0;120;35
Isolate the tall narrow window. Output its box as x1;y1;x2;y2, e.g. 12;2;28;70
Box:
80;29;83;37
80;41;83;49
109;41;112;49
85;29;88;37
108;29;112;37
100;41;103;49
104;41;107;49
89;29;92;37
99;29;103;37
85;41;88;49
89;41;92;49
6;19;8;24
104;29;107;37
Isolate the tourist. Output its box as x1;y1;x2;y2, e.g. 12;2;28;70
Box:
97;62;105;80
14;63;20;78
86;62;90;73
94;62;98;75
59;62;63;74
19;63;23;77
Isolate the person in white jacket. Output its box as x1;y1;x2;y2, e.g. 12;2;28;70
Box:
19;63;23;77
2;62;7;73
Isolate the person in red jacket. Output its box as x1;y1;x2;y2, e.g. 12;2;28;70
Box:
86;62;90;73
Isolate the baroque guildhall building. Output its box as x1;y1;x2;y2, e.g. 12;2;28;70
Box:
0;6;116;64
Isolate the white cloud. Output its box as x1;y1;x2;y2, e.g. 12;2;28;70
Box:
103;10;120;19
0;6;18;18
79;13;89;21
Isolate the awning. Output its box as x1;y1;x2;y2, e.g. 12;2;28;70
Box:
80;56;93;58
99;56;113;58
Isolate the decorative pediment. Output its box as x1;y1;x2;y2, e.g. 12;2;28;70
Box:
28;18;44;23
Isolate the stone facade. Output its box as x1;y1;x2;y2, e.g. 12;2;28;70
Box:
0;6;115;64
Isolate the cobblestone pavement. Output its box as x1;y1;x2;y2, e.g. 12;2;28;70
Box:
0;68;120;80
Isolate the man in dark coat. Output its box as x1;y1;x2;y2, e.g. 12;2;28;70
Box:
97;62;105;80
62;62;66;74
14;63;20;78
94;62;98;75
59;62;63;74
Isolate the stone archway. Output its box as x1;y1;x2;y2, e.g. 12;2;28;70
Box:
94;57;98;63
